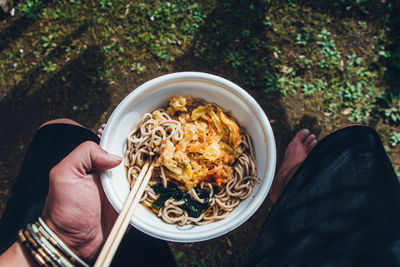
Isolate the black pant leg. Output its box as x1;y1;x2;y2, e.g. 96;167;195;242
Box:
0;124;100;253
240;126;400;267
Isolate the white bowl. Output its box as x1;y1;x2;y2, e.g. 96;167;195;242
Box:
100;72;276;242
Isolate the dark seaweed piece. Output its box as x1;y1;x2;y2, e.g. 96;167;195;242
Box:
152;183;184;209
195;186;209;199
212;184;220;196
151;182;211;218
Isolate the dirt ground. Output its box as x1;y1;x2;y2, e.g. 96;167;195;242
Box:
0;1;399;266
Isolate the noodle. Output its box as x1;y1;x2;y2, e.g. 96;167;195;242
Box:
124;96;260;225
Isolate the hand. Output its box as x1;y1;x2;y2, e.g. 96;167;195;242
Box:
41;141;122;262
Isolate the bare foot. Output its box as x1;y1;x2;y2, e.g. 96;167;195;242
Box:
97;123;106;138
268;129;317;204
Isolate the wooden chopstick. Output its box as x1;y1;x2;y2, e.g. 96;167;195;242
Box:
94;161;155;267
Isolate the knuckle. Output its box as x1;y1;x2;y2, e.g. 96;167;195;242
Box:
49;164;60;180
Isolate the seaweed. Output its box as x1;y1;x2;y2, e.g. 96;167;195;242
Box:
152;182;210;218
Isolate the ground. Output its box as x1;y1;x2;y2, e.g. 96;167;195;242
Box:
0;1;399;266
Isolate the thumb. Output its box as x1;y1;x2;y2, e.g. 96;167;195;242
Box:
88;142;122;171
58;142;122;175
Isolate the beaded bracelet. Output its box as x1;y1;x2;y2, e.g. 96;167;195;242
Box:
18;230;51;267
28;224;73;267
34;222;73;263
18;218;90;267
38;217;90;267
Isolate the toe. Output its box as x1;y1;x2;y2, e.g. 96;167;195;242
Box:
97;126;104;138
304;134;316;146
307;139;318;152
97;123;106;138
293;128;310;143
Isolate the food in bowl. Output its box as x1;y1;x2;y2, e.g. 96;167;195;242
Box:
124;95;260;225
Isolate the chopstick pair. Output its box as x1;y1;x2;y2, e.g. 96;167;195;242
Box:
94;161;155;267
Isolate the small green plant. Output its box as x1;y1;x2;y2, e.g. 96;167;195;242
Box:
377;92;400;124
69;0;81;5
389;132;400;147
42;59;57;72
385;105;400;124
378;49;391;59
295;31;309;46
41;34;57;50
263;15;271;27
82;103;90;111
130;63;147;75
20;0;43;19
226;52;244;69
99;0;112;9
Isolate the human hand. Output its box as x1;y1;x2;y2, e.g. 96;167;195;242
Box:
41;141;122;262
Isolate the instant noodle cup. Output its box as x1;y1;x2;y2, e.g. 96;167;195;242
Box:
100;72;276;242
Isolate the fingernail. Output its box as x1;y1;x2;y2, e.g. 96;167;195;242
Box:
108;153;122;161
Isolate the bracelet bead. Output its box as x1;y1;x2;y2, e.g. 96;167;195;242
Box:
27;224;63;267
17;218;90;267
38;217;89;267
18;230;51;267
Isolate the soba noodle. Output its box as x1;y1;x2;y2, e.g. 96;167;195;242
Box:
124;96;259;225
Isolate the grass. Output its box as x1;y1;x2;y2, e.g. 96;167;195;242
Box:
0;0;399;266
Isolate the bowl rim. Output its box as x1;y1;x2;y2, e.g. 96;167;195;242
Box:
100;71;276;242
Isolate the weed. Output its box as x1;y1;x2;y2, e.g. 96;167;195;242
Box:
296;32;309;46
376;92;400;124
69;0;81;5
82;103;90;110
263;15;272;27
20;0;43;19
384;102;400;124
130;63;147;75
42;59;57;72
99;0;112;9
390;132;400;147
378;49;391;59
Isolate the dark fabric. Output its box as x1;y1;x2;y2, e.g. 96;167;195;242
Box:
0;124;99;253
0;123;177;267
240;126;400;267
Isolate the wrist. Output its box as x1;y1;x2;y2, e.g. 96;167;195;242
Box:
29;217;89;267
42;217;98;262
0;241;37;267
